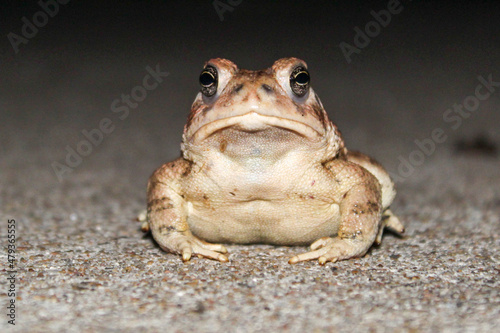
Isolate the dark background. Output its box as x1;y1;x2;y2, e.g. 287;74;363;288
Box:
1;1;499;332
2;0;499;187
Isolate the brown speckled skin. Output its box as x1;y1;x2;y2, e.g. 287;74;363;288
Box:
146;58;404;264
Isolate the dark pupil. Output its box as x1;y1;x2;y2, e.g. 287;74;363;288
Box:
295;72;309;85
200;72;215;86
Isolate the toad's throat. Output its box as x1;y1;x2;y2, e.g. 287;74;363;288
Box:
191;111;323;142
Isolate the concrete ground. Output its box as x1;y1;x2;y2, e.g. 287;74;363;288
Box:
1;1;499;332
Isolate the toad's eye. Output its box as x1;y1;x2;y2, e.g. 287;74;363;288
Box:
290;66;310;97
200;65;218;97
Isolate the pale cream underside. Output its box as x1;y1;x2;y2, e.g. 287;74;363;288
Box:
181;123;344;245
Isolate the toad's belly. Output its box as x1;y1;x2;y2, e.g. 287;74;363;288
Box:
187;199;340;245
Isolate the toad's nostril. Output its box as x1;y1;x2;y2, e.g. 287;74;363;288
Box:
232;84;244;94
261;84;273;93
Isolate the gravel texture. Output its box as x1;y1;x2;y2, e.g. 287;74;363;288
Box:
1;1;500;332
3;152;499;332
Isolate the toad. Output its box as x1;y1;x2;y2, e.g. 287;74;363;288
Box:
142;58;404;264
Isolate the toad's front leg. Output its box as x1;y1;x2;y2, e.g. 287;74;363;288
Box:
147;158;228;262
289;161;383;264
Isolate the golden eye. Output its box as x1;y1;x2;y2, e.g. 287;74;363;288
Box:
199;65;218;97
290;66;310;97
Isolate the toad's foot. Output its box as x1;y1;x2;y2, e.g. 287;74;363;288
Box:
288;237;370;265
160;231;229;263
137;210;149;232
375;209;405;245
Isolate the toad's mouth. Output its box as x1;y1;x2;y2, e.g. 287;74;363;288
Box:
190;111;323;142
